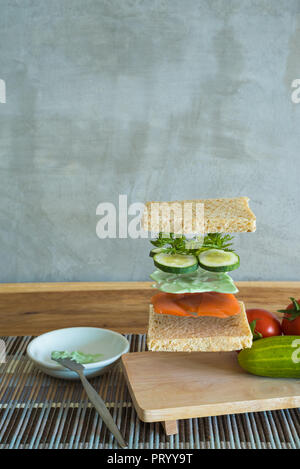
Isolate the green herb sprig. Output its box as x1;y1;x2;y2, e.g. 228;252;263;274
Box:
150;232;235;256
150;233;187;254
200;233;234;253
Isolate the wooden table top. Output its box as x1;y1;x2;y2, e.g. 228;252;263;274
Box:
1;281;299;336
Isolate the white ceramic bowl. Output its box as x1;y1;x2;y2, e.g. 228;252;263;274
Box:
27;327;130;380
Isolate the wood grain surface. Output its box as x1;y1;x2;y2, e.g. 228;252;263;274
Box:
122;351;300;424
0;281;299;335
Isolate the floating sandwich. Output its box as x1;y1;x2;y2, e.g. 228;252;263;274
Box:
142;197;256;352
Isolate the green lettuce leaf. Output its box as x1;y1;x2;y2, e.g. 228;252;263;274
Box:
150;267;238;294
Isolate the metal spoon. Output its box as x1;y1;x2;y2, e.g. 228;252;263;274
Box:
53;357;128;448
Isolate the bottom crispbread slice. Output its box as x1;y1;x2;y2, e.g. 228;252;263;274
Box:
147;301;252;352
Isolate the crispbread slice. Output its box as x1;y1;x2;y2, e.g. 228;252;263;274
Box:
147;302;252;352
142;197;256;234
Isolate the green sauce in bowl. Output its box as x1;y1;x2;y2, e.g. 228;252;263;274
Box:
51;350;103;364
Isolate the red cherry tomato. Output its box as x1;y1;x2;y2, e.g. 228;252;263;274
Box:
281;298;300;335
246;308;282;339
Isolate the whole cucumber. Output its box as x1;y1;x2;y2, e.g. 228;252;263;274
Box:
238;336;300;378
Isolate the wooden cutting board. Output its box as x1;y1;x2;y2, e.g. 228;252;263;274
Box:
122;351;300;435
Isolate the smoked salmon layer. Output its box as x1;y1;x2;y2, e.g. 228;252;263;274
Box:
151;291;240;318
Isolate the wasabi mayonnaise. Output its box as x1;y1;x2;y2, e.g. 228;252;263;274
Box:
51;350;103;364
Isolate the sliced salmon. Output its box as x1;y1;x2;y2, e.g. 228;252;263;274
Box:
151;292;240;318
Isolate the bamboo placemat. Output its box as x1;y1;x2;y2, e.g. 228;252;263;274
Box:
0;335;299;449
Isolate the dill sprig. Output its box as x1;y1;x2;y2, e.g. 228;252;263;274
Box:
200;233;234;252
150;233;235;256
150;233;188;254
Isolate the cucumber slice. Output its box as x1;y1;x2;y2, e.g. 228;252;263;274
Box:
153;252;198;274
198;249;239;272
149;247;167;258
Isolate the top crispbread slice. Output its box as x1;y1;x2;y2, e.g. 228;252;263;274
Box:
142;197;256;234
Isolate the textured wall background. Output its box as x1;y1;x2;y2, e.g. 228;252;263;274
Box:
0;0;300;282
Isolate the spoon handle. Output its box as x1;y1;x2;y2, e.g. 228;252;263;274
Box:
77;370;127;448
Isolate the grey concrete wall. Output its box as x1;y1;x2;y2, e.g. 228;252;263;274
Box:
0;0;300;282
